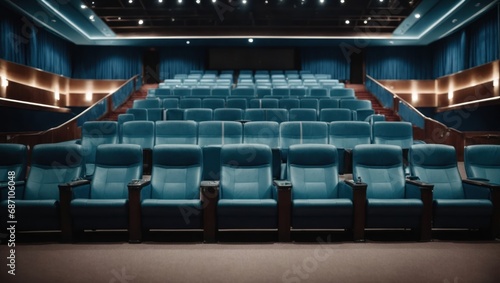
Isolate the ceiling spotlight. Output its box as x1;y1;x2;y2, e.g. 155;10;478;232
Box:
248;38;254;43
243;0;247;4
415;13;421;19
89;15;95;21
340;0;345;3
159;0;163;3
212;0;216;3
186;41;190;44
379;0;383;2
265;0;269;3
80;4;87;9
138;19;144;25
345;20;350;24
389;41;394;44
320;0;324;3
129;0;133;3
196;0;201;3
118;17;121;20
178;0;182;3
452;18;458;24
171;18;175;22
364;20;368;24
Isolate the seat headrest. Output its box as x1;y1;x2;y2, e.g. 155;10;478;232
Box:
289;144;337;166
153;145;202;167
0;144;27;165
465;145;500;166
410;144;456;167
82;121;117;136
95;144;142;166
32;144;83;167
221;144;271;167
330;121;370;135
354;144;402;166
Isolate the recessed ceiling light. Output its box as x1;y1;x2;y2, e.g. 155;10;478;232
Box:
243;0;247;4
248;38;254;43
389;41;394;44
171;18;175;22
138;19;144;25
89;15;95;21
379;0;384;2
319;0;324;3
196;0;200;3
340;0;345;3
118;17;121;20
452;18;458;23
186;41;190;45
364;20;368;24
415;13;421;19
178;0;182;3
475;2;481;7
212;0;216;3
265;0;269;4
159;0;163;3
345;20;350;24
129;0;133;3
81;4;87;9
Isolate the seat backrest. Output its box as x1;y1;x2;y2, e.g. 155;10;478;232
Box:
183;108;213;122
24;144;83;200
220;144;273;200
356;109;375;121
243;121;280;148
266;109;289;123
288;144;339;200
464;144;500;184
162;98;179;109
226;98;248;109
289;108;317;121
352;144;405;199
231;88;255;97
329;121;371;149
180;98;202;109
330;88;355;97
126;108;148;120
300;98;319;111
279;98;300;110
191;87;211;96
198;121;242;146
213;108;244;121
280;121;328;152
91;144;143;199
81;121;118;175
409;144;464;199
272;87;290;97
0;143;27;183
117;114;135;143
147;108;164;122
319;99;339;110
202;98;225;110
340;99;372;111
249;98;279;109
290;87;307;97
309;88;329;97
151;145;202;199
320;108;352;122
133;99;160;109
121;121;155;149
373;121;413;149
155;121;197;145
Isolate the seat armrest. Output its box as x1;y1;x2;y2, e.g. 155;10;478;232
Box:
127;179;151;191
200;180;220;243
343;180;367;241
274;180;292;190
59;179;91;242
405;179;433;242
406;179;434;190
467;177;490;182
463;179;500;190
463;179;500;200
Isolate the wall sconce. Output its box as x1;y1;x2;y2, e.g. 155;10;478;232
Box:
494;79;499;87
1;76;8;87
412;91;419;102
448;90;453;100
54;90;60;101
85;91;93;102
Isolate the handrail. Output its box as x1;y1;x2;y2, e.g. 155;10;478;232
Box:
5;75;140;145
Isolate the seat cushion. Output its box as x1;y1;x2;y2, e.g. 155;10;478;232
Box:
293;199;352;217
367;199;423;216
71;199;128;217
218;199;277;217
433;199;493;216
142;199;202;216
2;199;58;217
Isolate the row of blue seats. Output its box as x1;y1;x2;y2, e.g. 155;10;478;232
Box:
82;120;407;177
126;107;377;123
136;96;368;110
150;86;352;97
1;143;498;242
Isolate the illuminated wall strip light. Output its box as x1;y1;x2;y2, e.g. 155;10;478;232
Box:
1;77;8;87
85;91;93;101
0;97;65;109
446;96;500;108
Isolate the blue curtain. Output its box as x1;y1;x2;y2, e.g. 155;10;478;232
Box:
300;47;350;80
431;31;467;78
468;8;499;68
365;46;433;80
28;26;72;76
158;48;205;80
72;46;142;79
0;15;29;65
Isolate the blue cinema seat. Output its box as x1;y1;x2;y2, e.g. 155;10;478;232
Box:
287;144;366;240
133;98;161;109
202;98;226;110
288;108;317;121
183;108;213;122
217;144;277;230
128;145;203;242
409;144;499;237
60;144;143;241
121;121;155;175
250;98;279;109
180;98;202;109
0;143;27;188
126;108;148;120
117;114;135;143
244;121;281;179
1;144;83;233
464;144;500;184
279;98;300;110
353;144;433;241
80;121;118;177
340;99;372;111
226;98;248;109
319;108;353;122
155;121;198;145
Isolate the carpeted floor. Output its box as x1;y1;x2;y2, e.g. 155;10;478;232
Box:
1;231;499;283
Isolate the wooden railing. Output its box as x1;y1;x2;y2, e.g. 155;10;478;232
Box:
2;75;140;149
366;75;465;160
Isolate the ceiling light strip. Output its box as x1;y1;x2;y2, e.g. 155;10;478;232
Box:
39;0;93;39
416;0;466;39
